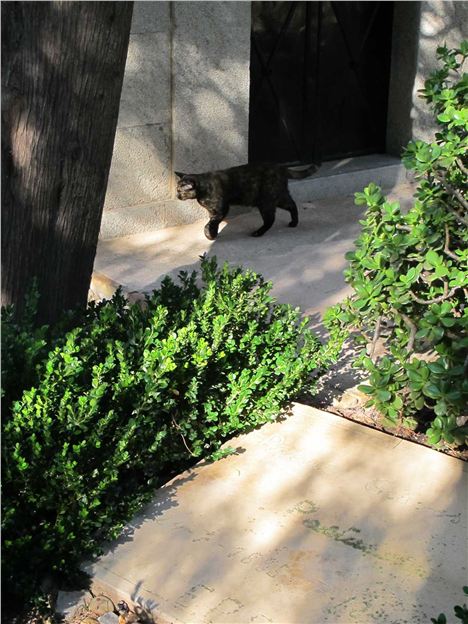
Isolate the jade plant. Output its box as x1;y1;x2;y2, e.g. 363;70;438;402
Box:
325;42;468;447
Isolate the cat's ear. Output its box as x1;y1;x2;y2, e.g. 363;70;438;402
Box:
174;171;185;179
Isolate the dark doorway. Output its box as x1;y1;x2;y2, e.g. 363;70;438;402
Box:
249;1;394;165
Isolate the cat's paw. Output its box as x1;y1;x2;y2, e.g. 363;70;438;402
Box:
288;221;298;228
251;230;264;237
204;223;218;240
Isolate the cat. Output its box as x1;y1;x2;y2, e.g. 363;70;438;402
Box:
175;162;318;240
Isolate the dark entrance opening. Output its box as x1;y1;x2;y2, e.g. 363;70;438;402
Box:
249;1;394;165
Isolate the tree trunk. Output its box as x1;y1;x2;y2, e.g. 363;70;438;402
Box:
1;1;133;324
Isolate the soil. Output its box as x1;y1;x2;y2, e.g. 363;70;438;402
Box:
62;591;162;624
294;341;468;462
298;379;468;462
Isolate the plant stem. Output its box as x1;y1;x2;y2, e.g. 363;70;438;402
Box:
369;316;382;361
409;280;459;305
443;223;460;262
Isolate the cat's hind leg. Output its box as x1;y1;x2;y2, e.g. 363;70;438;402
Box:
279;192;298;228
252;203;276;237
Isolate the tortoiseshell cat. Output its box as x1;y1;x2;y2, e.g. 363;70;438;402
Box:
175;163;317;240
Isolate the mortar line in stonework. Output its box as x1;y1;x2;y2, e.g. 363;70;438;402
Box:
117;122;169;131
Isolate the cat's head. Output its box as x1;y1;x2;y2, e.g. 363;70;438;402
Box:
175;172;198;200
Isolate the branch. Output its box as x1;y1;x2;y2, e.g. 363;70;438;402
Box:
392;307;417;353
396;224;412;233
433;171;468;225
409;280;458;305
447;205;468;226
448;184;468;212
361;330;374;344
369;316;382;361
456;158;468;177
171;413;195;457
399;312;417;353
443;223;460;262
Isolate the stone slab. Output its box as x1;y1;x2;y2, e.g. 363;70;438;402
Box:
104;124;171;212
173;2;251;174
130;1;170;35
100;198;207;241
117;32;171;129
84;403;468;624
55;589;90;620
98;614;118;624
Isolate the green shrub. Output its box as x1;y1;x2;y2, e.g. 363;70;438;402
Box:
1;285;75;411
2;257;330;615
324;42;468;447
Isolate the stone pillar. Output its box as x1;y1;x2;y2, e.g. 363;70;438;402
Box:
103;2;172;222
172;1;251;175
412;1;468;142
386;1;468;156
385;2;421;157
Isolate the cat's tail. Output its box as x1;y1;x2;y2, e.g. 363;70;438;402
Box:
285;163;320;179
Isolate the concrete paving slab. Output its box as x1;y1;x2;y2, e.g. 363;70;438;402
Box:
85;403;468;624
94;184;415;323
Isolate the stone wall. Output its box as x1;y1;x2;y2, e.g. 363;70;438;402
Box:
101;1;251;239
413;1;468;142
387;1;468;156
103;3;171;214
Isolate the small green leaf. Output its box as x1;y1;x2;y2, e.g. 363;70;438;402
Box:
424;383;442;399
376;389;392;402
425;250;442;267
427;429;442;445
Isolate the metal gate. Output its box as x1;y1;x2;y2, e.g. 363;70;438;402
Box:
249;1;394;165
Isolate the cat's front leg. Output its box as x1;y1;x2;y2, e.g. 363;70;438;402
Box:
203;202;229;240
204;218;221;240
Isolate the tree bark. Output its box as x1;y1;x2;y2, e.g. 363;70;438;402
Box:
1;1;133;324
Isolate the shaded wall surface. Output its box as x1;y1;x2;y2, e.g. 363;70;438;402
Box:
413;1;468;142
387;0;468;156
101;1;250;239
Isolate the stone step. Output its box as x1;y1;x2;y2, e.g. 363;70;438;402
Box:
290;153;408;203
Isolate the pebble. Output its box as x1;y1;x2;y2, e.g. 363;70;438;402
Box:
98;612;119;624
88;595;116;616
55;589;91;619
81;617;100;624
